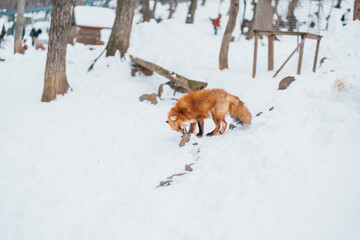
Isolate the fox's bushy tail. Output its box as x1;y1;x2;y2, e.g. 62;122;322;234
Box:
228;95;252;125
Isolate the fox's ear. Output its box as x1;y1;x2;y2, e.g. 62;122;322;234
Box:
169;115;177;121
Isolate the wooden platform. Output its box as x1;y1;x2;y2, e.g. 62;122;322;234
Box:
252;30;322;78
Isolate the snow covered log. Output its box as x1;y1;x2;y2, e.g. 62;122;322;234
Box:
130;55;208;93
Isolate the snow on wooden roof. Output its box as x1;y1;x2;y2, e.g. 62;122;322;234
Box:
74;6;115;29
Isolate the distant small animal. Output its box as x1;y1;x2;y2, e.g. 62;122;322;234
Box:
167;89;252;137
35;44;46;50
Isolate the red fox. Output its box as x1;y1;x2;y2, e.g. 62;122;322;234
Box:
167;89;251;137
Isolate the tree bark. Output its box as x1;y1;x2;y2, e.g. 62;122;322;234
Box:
141;0;152;22
106;0;136;58
168;0;174;19
151;0;158;19
74;0;83;6
201;0;206;6
185;0;197;24
219;0;239;70
355;0;360;20
14;0;25;54
41;0;72;102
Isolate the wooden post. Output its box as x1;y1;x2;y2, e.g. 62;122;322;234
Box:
313;39;321;72
297;35;305;75
268;35;274;71
252;31;258;78
273;39;304;78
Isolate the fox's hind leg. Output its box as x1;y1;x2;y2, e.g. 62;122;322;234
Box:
219;118;227;135
207;116;221;136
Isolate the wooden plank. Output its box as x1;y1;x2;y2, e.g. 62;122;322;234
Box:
256;30;322;40
252;32;258;78
313;39;321;72
297;35;305;75
268;35;274;71
273;39;304;78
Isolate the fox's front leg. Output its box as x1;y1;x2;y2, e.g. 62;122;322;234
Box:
196;118;204;138
189;122;197;133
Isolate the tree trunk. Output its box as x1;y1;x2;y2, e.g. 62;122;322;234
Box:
168;0;174;19
201;0;206;6
69;0;83;45
355;0;360;20
150;0;158;19
106;0;136;58
141;0;152;22
219;0;239;70
14;0;25;54
41;0;72;102
334;0;341;8
185;0;197;24
74;0;83;6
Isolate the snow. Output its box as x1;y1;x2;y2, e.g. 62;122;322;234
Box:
1;1;360;240
74;6;115;29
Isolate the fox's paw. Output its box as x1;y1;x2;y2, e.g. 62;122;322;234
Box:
206;130;215;137
196;133;203;138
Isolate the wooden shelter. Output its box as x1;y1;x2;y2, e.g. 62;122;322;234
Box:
72;6;115;45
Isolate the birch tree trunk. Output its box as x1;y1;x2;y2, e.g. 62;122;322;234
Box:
219;0;239;70
41;0;72;102
185;0;197;24
106;0;136;58
14;0;25;54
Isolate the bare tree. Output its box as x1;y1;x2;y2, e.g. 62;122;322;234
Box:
69;0;83;44
185;0;197;24
141;0;158;22
168;0;174;19
219;0;239;70
14;0;26;54
240;0;256;39
141;0;152;22
41;0;72;102
106;0;137;58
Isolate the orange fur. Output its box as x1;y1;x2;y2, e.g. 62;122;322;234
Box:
35;44;46;50
167;89;251;137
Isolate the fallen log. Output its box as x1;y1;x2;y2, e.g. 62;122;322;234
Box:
130;55;208;96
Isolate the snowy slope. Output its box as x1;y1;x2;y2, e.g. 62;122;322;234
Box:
1;1;360;240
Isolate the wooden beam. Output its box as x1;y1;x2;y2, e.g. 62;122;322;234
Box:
313;39;321;72
252;32;258;78
268;35;274;71
297;35;305;75
256;30;322;40
273;39;304;78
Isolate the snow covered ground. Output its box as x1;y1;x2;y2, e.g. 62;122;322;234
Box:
1;1;360;239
